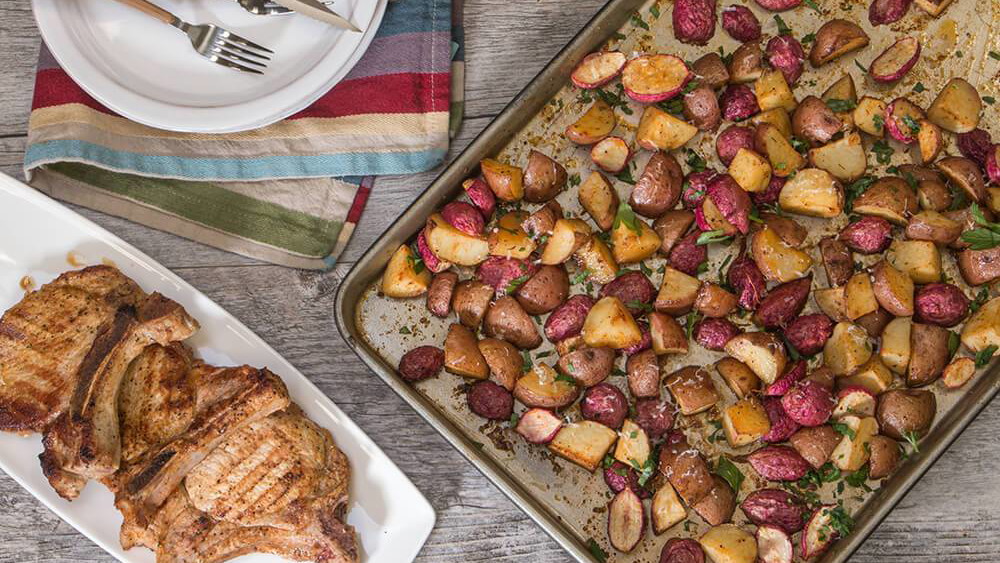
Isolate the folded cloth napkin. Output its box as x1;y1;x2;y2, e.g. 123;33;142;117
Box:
24;0;464;270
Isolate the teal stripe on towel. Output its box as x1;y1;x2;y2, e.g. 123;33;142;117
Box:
26;140;447;181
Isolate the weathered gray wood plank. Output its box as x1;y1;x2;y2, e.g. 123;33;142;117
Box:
1;0;999;561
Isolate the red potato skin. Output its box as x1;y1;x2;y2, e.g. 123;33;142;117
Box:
728;252;767;310
627;349;661;398
398;346;445;382
441;201;486;236
720;84;761;122
987;146;1000;185
870;37;921;83
782;380;835;426
766;35;806;85
691;53;732;90
764;361;806;397
957;129;993;168
914;283;969;327
740;489;808;533
476;256;539;296
753;0;801;11
669;232;708;276
869;0;912;25
544;295;595;342
463;177;497;220
694;317;741;350
416;230;448;274
635;397;676;440
748;445;813;481
839;216;893;254
659;538;705;563
654;210;697;255
659;432;715;505
605;461;652;498
761;396;802;443
716;125;756;166
683;86;723;131
819;237;854;287
600;271;657;316
631;151;685;218
581;383;629;429
722;5;761;41
707;174;752;234
958;246;1000;286
467;380;514;420
673;0;718;45
755;275;812;329
682;170;718;208
785;314;834;356
752;175;786;206
623;322;654;355
426;271;458;318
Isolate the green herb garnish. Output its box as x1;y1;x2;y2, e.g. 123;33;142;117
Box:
872;114;884;132
903;430;920;453
774;15;792;36
399;326;412;335
716;456;745;492
844;176;876;213
554;372;578;385
984;96;996;105
976;345;998;368
649;4;661;17
902;115;922;134
832;422;856;441
625;299;655;313
991;50;1000;61
872;140;894;165
912;82;926;93
686;149;707;172
509;412;520;427
696;229;734;246
971;288;990;313
826;98;857;112
587;538;609;563
844;464;869;488
630;13;649;30
613;202;643;235
948;331;961;358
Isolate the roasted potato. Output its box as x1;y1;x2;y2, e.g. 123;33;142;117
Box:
581;383;629;429
853;96;888;136
626;349;660;398
630;151;683;218
467;380;514;420
715;357;762;399
723;398;771;446
699;524;758;563
844;272;879;321
650;312;690;356
695;282;739;318
488;211;536;259
611;209;662;264
755;123;806;177
523;150;568;203
583;296;643;349
578;171;619;231
481;158;524;202
653;210;696;255
822;73;858;129
725;332;788;384
852;177;918;225
755;275;812;329
824;322;872;376
515;363;579;408
426;213;491;266
452;280;494;329
444;323;489;379
961;296;1000;353
942;356;977;389
566;100;616;145
559;346;615;387
696;318;741;351
867;435;901;479
755;68;797;113
792;96;842;146
789;425;842;469
887;239;942;283
937;156;988;203
478;338;522;390
484;296;542;349
692;52;731;89
652;484;688;534
819;237;854;287
727;148;772;193
692;476;738;526
907;322;950;386
728;41;765;84
750;108;793;139
398;346;445;382
382;244;432;298
717;125;756;166
809;132;868;182
779;168;844;218
665;366;720;415
540;218;591;265
829;415;877;471
659;432;715;505
575;236;619;284
637;106;699;151
957;246;1000;286
655;266;702;315
809;19;870;67
549;420;618;472
766;35;807;86
876;388;936;439
914;283;969;327
927;78;982;133
426;271;458;318
905;210;962;244
684;85;723;131
871;260;914;316
813;286;849;322
751;225;815;282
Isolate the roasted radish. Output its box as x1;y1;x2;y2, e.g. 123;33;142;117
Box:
622;54;692;103
868;36;921;83
756;525;793;563
514;408;563;444
608;488;645;552
801;505;842;558
571;51;627;89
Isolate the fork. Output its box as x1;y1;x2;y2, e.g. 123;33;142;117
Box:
234;0;337;15
112;0;273;74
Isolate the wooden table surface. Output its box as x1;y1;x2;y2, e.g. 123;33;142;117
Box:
1;1;998;561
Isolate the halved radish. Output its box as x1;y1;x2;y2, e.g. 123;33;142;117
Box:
756;525;793;563
832;386;877;419
515;408;563;444
608;488;645;552
591;136;632;173
884;97;926;144
987;145;1000;185
869;36;921;83
571;51;628;89
622;55;692;103
801;505;839;559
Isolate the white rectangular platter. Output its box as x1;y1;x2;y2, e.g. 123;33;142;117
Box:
0;172;435;563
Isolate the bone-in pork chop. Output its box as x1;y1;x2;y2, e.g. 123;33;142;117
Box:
40;293;199;499
0;266;144;433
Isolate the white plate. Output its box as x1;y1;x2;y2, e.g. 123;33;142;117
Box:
31;0;387;133
0;172;435;563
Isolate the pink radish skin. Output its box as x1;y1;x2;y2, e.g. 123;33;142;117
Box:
869;36;921;83
884;98;925;144
801;505;839;558
833;386;878;418
571;51;628;89
608;488;646;553
591;136;632;173
987;145;1000;185
515;408;563;444
622;54;692;103
757;524;793;563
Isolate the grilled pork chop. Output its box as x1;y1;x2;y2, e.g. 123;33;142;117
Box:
40;293;199;499
0;266;144;433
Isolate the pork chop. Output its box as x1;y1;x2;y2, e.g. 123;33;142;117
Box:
39;293;199;499
0;265;144;433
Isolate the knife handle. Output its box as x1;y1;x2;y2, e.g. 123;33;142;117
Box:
109;0;177;25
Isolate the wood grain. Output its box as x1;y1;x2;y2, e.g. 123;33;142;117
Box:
0;0;999;561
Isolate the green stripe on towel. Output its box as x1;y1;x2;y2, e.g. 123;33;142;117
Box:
49;163;344;257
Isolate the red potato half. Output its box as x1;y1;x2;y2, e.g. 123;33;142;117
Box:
885;98;926;144
515;408;563;444
591;137;632;173
571;51;628;89
756;525;793;563
869;36;921;83
622;55;692;103
608;488;646;553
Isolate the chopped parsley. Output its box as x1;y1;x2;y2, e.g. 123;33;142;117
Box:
971;288;990;313
902;115;922;134
686;149;708;172
872;140;894;165
567;173;581;187
509;412;520;427
614;166;637;185
405;250;426;274
696;229;734;246
790;137;810;153
801;32;816;44
522;351;533;372
803;0;821;12
586;538;609;563
630;13;650;31
991;50;1000;61
832;422;856;441
872;114;884;132
572;268;592;285
649;4;660;18
657;96;685;115
706;419;724;444
976;345;998;368
903;430;921;453
685;311;702;341
961;203;1000;250
554;372;578;385
774;14;792;36
505;274;531;294
948;331;961;358
625;300;655;313
633;456;657;487
844;464;870;489
398;326;412;335
985;96;997;105
595;87;633;115
613;202;643;235
825;98;857;112
855;60;868;73
639;261;654;277
844;176;876;213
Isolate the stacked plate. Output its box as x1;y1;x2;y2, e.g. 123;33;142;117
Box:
31;0;388;133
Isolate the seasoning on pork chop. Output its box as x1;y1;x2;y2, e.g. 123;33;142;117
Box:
0;265;144;433
185;407;351;530
39;293;199;499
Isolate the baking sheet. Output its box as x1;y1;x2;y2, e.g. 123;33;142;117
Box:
337;0;1000;560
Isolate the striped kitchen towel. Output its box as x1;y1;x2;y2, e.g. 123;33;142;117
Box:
24;0;464;270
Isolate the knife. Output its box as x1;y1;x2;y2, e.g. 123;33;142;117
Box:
271;0;362;31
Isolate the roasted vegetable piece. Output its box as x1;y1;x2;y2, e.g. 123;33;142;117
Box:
829;414;877;471
665;366;720;415
637;106;700;150
699;524;758;563
426;213;490;266
566;100;616;145
801;505;840;558
766;35;806;86
515;408;563;444
755;276;812;329
604;460;650;497
669;232;708;276
684;85;723;131
654;210;696;255
692;52;732;89
868;36;921;83
867;435;902;479
623;54;694;103
957;246;1000;287
627;349;660;398
559;346;616;387
853;177;918;225
961;296;1000;353
907;322;950;386
515;363;579;408
957;128;993;167
659;538;706;562
515;265;569;315
541;218;591;265
789;425;842;469
876;388;936;439
673;0;718;45
839;216;892;254
631;151;684;218
488;211;536;259
942;356;978;389
476;255;538;296
571;51;627;89
725;331;788;384
728;253;767;309
581;383;629;429
785;314;835;356
722;397;771;447
579;171;619;231
452;280;494;329
659;431;715;505
441;201;485;236
478;338;522;391
426;271;458;318
416;229;451;274
583;296;644;349
695;317;741;350
523;150;568;203
914;283;969;327
781;380;835;427
636;396;676;440
692;475;737;526
927;77;982;133
484;296;542;349
741;489;807;533
750;225;815;282
398;346;445;382
819;237;853;287
549;420;618;471
467;381;514;420
937;156;987;203
481;158;524;202
716;357;761;398
763;361;806;397
720;84;761;122
650;312;691;355
722;6;761;41
717;126;756;166
761;396;801;443
748;445;812;481
753;0;801;10
792;96;842;146
778;168;843;218
445;323;489;379
887;239;942;283
809;19;870;67
871;260;914;316
462;177;496;220
728;41;765;84
656;266;703;315
905;210;962;244
382;244;432;298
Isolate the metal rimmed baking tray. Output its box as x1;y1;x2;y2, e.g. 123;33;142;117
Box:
335;0;1000;560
